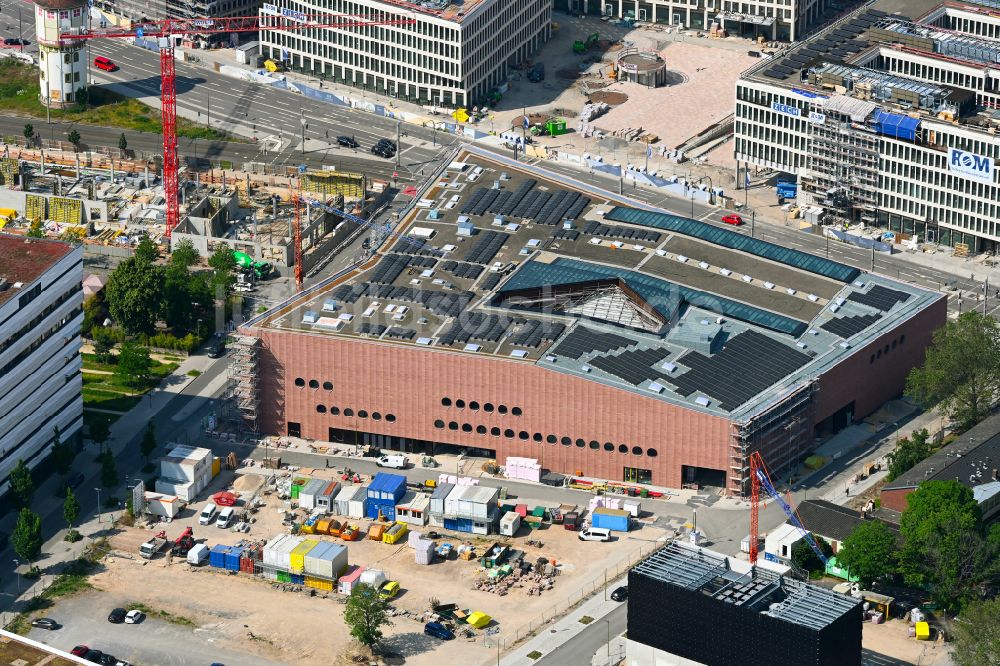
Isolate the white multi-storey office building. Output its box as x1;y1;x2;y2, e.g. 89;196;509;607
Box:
562;0;840;41
734;0;1000;254
0;235;83;495
259;0;552;109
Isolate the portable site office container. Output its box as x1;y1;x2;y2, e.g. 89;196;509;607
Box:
396;493;430;526
304;541;348;580
338;565;366;594
592;507;630;532
290;540;319;572
209;544;229;568
428;482;454;526
500;511;521;536
299;479;327;510
460;486;499;519
373;473;406;503
262;534;291;568
444;485;472;516
270;535;304;569
348;488;368;519
316;481;341;513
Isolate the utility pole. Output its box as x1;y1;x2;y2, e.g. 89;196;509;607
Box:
207;90;211;127
985;276;990;316
300;108;306;156
871;244;875;272
395;120;400;169
751;210;756;238
94;487;102;523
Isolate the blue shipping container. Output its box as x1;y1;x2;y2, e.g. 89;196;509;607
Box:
371;473;406;503
591;509;630;532
366;499;397;521
225;546;245;571
291;574;305;585
366;474;385;501
209;544;229;569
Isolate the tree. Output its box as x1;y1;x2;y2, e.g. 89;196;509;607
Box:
790;535;833;574
208;246;237;295
88;416;111;450
63;487;80;530
8;459;34;508
899;480;988;609
23;123;33;141
951;597;1000;666
81;292;108;338
51;425;75;477
344;583;391;654
886;429;932;482
170;238;200;268
12;508;43;563
140;423;157;462
836;520;899;588
906;312;1000;431
92;328;115;364
115;343;152;389
118;132;128;154
105;256;162;336
100;449;119;488
25;219;44;238
66;129;81;150
134;238;159;264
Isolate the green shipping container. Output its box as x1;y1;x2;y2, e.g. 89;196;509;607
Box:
276;570;291;583
291;488;300;499
531;506;546;518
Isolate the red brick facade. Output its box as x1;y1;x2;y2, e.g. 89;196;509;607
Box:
251;292;946;490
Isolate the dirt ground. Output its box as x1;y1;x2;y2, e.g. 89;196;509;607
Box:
100;471;664;664
863;620;953;665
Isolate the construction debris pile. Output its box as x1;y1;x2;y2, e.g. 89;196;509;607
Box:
579;101;610;122
473;554;558;597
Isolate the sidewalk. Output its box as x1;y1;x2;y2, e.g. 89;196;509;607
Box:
1;347;225;616
499;574;629;666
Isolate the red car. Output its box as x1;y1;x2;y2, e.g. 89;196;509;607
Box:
722;214;744;226
94;56;117;72
71;645;90;657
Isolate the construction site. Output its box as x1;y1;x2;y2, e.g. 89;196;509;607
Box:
0;142;379;276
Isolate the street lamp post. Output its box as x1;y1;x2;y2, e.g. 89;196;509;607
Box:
12;559;20;594
602;618;611;666
94;487;102;523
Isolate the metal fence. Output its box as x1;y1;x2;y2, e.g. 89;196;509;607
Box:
497;539;664;651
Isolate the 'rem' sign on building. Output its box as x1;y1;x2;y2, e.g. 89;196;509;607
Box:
948;147;994;184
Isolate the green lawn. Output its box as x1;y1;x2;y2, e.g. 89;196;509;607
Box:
0;60;235;141
82;387;142;413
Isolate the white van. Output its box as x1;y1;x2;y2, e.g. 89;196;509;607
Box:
216;507;235;529
199;503;218;525
578;527;612;542
376;454;408;470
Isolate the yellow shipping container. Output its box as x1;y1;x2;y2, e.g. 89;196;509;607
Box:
304;576;334;591
212;457;222;477
289;540;318;571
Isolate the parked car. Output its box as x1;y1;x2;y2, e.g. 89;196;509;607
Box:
379;581;400;600
124;609;144;624
3;37;28;46
337;135;359;148
376;454;407;470
107;607;127;623
424;621;455;640
71;646;90;657
207;342;226;358
578;527;612;542
610;586;628;602
83;649;105;664
721;214;744;226
69;472;85;488
29;617;59;630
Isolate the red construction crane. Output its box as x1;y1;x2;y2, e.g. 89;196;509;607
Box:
748;450;829;567
60;13;415;237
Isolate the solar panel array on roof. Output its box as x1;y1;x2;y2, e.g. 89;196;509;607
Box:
588;347;672;386
465;230;508;265
511;190;541;218
506;319;564;348
356;323;387;336
554;326;634;359
488;191;512;215
501;179;537;216
466;188;500;216
440;261;485;280
461;188;489;214
604;207;860;283
329;283;474;317
764;69;786;79
369;254;409;284
847;285;910;311
820;313;882;338
667;331;811;410
582;220;662;242
438;313;509;346
392;239;438;256
479;273;502;291
522;191;550;220
552;228;581;241
385;327;416;340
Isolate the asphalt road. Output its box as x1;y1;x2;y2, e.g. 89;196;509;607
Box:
532;603;626;666
26;591;285;666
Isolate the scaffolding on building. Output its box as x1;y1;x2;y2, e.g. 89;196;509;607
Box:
226;335;260;438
